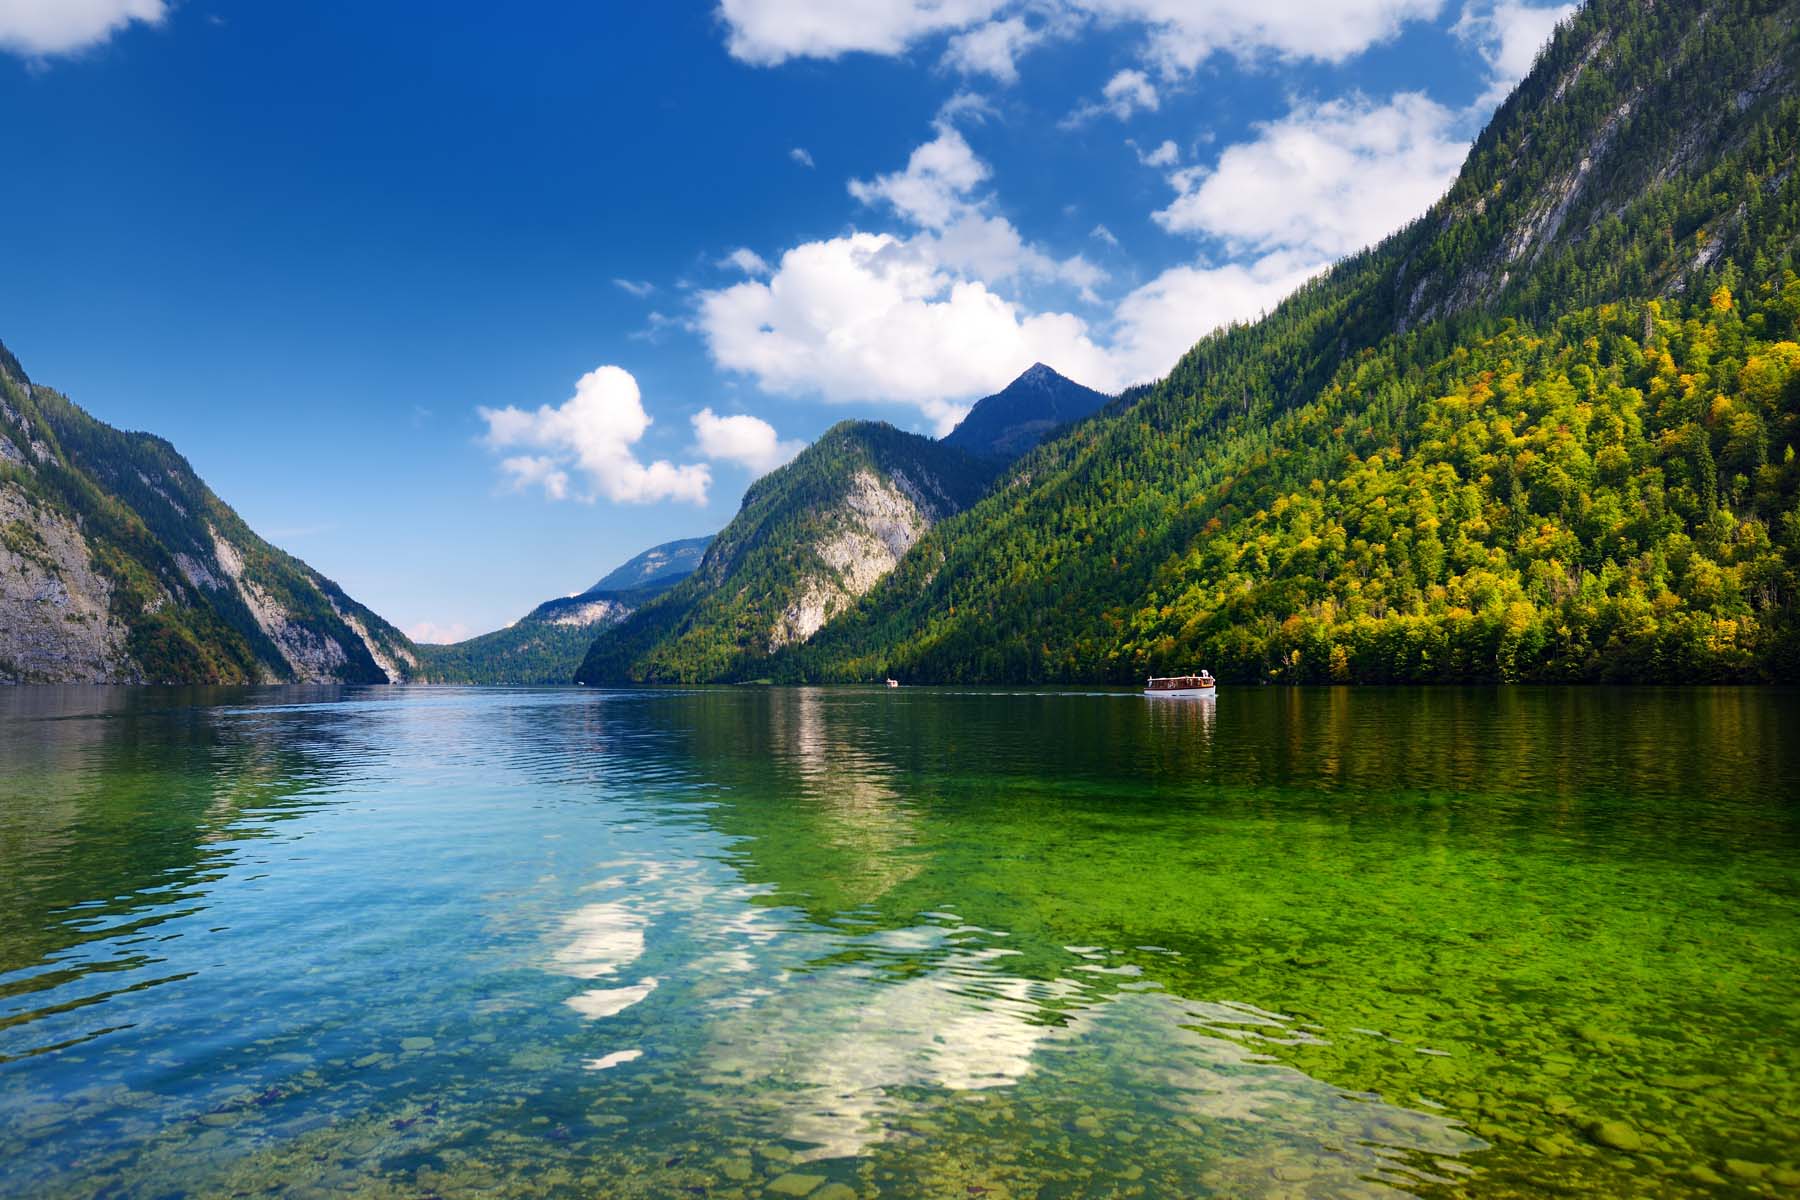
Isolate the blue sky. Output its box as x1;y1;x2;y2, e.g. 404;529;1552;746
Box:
0;0;1571;640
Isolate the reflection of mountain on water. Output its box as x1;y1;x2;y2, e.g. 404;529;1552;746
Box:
0;686;372;1064
528;689;1485;1191
537;844;1483;1195
646;686;1800;1197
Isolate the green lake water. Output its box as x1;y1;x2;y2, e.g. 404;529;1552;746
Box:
0;685;1795;1198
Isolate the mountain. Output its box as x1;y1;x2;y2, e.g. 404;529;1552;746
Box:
941;364;1113;459
575;421;999;683
417;536;713;684
587;535;713;593
0;343;418;684
762;0;1800;685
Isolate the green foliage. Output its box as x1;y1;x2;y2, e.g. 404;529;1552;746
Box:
801;294;1800;683
764;0;1800;686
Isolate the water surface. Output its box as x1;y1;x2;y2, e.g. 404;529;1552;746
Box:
1;685;1795;1198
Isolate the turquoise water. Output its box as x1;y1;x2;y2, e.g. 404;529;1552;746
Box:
0;685;1795;1198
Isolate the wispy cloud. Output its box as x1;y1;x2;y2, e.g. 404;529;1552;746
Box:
612;278;656;298
718;247;772;275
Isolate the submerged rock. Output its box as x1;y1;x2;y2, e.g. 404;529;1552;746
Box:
1586;1120;1644;1152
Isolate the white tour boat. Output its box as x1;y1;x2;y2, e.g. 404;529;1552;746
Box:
1144;671;1216;698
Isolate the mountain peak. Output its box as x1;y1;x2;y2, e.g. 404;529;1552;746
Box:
943;365;1110;459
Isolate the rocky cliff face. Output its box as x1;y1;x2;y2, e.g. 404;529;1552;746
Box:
0;342;418;684
575;421;998;683
0;483;136;681
770;467;946;648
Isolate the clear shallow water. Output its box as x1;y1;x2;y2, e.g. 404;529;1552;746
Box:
0;685;1795;1199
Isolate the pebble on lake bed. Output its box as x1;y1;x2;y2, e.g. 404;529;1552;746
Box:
765;1172;827;1196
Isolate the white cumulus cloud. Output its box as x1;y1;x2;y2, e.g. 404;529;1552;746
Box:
715;0;1445;80
1066;68;1160;124
1154;92;1467;260
849;124;992;229
1455;0;1575;104
692;408;807;474
1075;0;1444;74
1135;138;1180;167
943;15;1044;82
480;367;711;504
693;81;1469;430
790;146;816;167
847;123;1102;292
0;0;165;57
1106;251;1325;383
697;231;1116;434
718;0;1008;65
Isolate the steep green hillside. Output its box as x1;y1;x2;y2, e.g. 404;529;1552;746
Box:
0;344;418;683
576;422;998;683
780;0;1800;685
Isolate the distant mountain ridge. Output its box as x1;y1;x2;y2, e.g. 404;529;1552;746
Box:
587;535;713;594
418;535;713;684
0;342;418;684
942;363;1111;459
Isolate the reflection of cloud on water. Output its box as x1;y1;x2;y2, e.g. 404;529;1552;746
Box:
551;901;645;979
524;691;1478;1193
582;1048;643;1071
566;976;658;1018
766;965;1081;1159
688;919;1482;1191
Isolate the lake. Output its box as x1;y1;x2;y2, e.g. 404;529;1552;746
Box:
0;685;1795;1198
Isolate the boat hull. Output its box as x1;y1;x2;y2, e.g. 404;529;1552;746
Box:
1144;687;1216;698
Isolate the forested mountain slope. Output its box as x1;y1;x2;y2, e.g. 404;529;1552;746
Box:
0;344;418;684
576;422;997;683
780;0;1800;685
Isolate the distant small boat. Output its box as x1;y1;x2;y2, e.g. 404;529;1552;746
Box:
1145;671;1215;698
885;678;900;688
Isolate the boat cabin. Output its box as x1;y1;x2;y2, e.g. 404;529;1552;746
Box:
1145;671;1216;692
